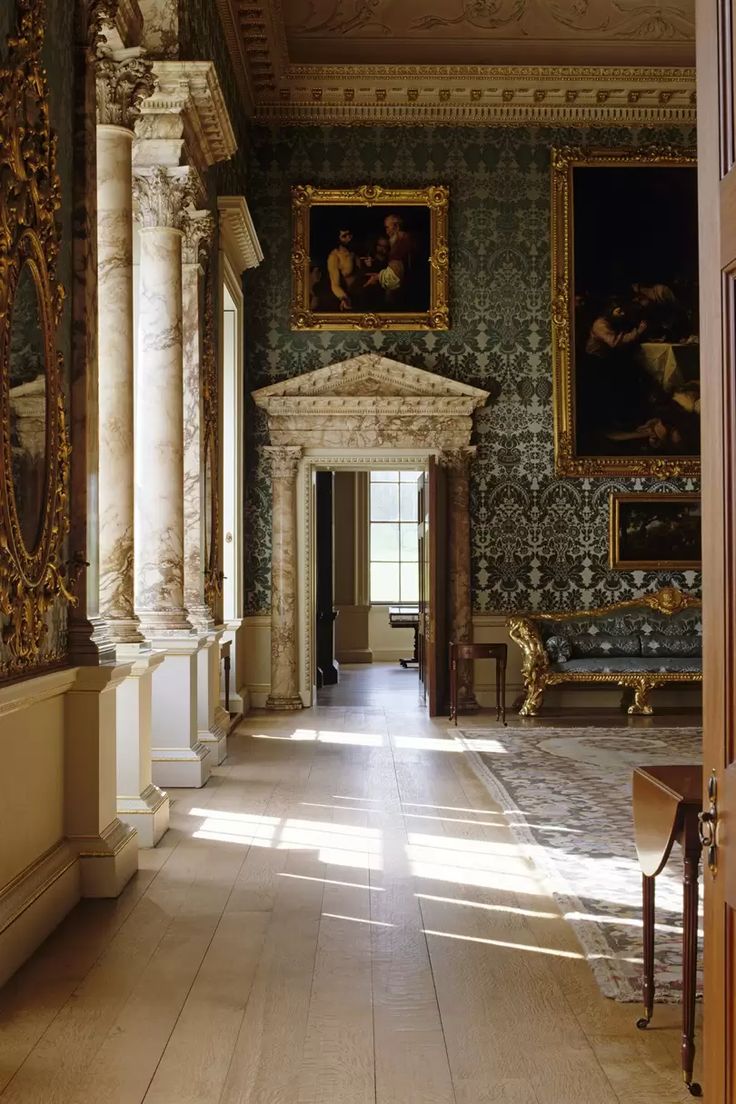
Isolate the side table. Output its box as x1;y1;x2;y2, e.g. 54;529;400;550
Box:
632;764;703;1096
449;642;507;726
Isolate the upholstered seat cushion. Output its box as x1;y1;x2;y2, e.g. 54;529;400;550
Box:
549;657;702;674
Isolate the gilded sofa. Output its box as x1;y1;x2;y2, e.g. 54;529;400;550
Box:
507;587;702;716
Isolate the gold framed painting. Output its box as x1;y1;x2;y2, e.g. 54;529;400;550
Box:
290;184;449;331
609;493;701;570
551;147;699;477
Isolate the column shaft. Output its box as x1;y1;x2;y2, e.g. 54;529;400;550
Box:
266;447;303;710
135;225;189;633
97;125;143;642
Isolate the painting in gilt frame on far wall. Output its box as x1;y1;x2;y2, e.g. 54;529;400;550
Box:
552;147;699;477
609;493;701;570
290;184;449;331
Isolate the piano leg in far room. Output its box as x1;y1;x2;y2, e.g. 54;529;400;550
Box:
400;626;420;669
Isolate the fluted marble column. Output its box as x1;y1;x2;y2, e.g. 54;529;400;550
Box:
97;52;154;642
133;165;211;789
442;447;479;712
266;446;304;710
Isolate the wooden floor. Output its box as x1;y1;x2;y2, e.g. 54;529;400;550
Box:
0;664;700;1103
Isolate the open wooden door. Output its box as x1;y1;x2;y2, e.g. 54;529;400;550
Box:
418;457;447;716
698;2;736;1099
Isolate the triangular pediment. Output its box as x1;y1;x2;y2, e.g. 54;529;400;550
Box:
252;354;489;405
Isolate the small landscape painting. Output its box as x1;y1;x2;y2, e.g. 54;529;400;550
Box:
609;493;701;570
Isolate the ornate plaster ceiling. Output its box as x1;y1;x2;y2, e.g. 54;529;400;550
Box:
215;0;696;125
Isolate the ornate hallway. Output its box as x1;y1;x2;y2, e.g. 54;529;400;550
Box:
0;676;696;1103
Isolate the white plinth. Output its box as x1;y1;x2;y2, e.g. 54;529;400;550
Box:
150;633;212;788
115;645;170;846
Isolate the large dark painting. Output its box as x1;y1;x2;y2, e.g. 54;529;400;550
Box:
290;185;449;331
609;493;701;569
552;149;699;477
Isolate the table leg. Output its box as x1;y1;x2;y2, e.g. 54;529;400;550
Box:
681;851;702;1096
500;658;507;726
637;873;655;1030
450;649;457;725
495;657;501;721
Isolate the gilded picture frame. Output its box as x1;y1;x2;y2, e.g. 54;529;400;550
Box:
609;493;701;570
551;146;699;477
0;0;72;677
290;184;449;331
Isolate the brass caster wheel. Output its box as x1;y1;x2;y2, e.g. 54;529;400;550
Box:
687;1082;702;1097
635;1016;650;1030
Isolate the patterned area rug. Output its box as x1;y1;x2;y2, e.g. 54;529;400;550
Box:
458;725;702;1002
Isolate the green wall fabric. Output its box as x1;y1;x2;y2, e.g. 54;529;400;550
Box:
243;123;700;615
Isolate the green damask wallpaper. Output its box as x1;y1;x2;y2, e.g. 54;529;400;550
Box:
243;124;700;616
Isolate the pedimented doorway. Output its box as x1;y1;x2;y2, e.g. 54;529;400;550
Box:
252;353;489;712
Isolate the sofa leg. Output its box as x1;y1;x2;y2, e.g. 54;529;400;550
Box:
620;686;634;712
519;680;545;716
628;682;654;716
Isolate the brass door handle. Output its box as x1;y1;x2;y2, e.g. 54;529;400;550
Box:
698;769;718;875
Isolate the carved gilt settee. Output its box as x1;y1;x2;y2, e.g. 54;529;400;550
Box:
507;587;702;716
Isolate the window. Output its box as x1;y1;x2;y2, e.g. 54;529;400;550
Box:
369;470;421;604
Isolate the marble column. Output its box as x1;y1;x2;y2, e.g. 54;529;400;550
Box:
442;447;479;712
265;446;304;711
96;53;154;643
96;53;170;843
181;209;227;763
133;165;210;788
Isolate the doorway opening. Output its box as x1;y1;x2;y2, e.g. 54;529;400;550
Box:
312;465;426;708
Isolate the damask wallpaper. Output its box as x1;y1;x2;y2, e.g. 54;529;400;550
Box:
243;123;701;616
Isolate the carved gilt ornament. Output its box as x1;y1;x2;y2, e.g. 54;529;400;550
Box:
0;0;73;676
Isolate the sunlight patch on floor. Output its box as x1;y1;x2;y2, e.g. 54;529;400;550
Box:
423;929;585;959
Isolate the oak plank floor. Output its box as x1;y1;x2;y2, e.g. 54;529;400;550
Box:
0;665;698;1102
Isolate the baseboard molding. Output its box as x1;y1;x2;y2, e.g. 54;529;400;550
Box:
335;649;373;664
0;841;80;987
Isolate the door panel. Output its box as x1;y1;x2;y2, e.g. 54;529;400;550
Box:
418;457;448;717
698;1;736;1098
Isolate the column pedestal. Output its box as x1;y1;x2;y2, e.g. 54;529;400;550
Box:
265;446;304;711
115;645;170;847
197;628;228;764
150;634;212;789
64;666;139;897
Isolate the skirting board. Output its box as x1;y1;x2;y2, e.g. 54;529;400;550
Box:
0;841;80;988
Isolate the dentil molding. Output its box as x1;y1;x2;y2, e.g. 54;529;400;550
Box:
135;60;236;173
218;196;264;273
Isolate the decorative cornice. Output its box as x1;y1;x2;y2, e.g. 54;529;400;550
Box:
253;65;696;127
181;207;215;265
135;60;237;172
96;51;156;129
133;166;204;229
217;196;264;272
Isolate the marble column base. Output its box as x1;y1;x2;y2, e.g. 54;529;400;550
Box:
64;665;140;898
117;783;170;848
266;694;304;711
114;644;170;847
105;617;145;645
149;632;212;789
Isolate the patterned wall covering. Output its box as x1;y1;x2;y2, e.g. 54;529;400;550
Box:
243;123;700;616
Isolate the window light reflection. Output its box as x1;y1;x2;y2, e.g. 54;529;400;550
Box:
423;929;585;959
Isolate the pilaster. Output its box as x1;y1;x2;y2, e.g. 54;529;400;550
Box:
265;446;304;710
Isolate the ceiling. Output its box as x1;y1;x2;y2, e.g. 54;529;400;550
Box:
215;0;696;126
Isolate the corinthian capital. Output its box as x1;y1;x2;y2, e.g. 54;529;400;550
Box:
265;446;302;482
438;446;476;474
181;208;216;265
133;166;203;230
96;51;156;129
